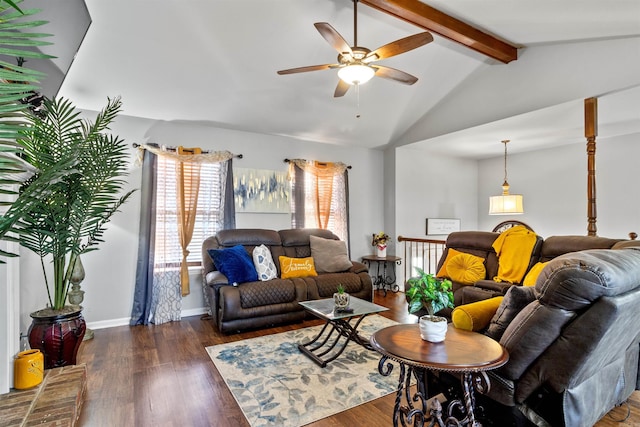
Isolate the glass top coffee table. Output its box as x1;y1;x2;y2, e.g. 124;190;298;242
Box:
298;296;388;367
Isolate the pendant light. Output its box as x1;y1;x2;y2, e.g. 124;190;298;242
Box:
489;140;524;215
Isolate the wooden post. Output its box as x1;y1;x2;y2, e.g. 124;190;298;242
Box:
585;97;597;236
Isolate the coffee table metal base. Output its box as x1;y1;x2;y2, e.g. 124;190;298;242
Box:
298;315;373;368
371;325;508;427
379;357;446;427
379;355;492;427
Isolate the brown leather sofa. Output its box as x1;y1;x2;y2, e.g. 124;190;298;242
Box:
202;228;373;333
438;243;640;427
430;231;623;308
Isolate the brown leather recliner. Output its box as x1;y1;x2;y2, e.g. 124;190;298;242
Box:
472;245;640;427
202;228;373;333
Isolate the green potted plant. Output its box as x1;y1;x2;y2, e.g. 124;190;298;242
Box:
406;268;454;342
0;96;134;368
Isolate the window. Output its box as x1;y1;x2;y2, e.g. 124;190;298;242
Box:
290;161;349;243
154;155;224;268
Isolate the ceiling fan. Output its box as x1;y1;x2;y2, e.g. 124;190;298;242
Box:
277;0;433;97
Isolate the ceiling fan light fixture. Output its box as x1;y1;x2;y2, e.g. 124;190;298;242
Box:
338;64;375;85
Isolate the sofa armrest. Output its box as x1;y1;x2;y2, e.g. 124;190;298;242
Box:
205;270;230;286
474;279;515;294
349;261;368;274
460;286;503;305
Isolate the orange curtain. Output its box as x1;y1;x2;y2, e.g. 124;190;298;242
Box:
312;162;335;229
176;146;202;296
287;159;348;234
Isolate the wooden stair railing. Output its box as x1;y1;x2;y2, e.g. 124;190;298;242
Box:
398;236;447;287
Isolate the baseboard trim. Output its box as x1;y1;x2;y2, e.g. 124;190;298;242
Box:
86;307;209;330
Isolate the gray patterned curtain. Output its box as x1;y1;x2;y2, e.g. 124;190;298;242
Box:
292;164;306;228
131;146;236;325
223;159;236;230
130;150;157;325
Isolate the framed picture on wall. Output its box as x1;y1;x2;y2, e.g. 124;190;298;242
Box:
426;218;461;235
234;168;290;213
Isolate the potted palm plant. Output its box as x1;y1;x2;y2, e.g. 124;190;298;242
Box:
0;96;134;368
406;268;454;342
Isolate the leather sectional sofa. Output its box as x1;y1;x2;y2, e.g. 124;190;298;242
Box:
489;245;640;426
423;230;640;426
432;231;623;307
444;240;640;426
202;228;373;333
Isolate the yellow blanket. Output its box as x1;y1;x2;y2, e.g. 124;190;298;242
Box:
492;225;537;283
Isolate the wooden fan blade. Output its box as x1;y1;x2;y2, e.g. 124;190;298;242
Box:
334;79;350;97
371;65;418;85
314;22;353;56
364;32;433;63
277;64;338;75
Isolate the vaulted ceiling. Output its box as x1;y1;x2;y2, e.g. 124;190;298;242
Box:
35;0;640;158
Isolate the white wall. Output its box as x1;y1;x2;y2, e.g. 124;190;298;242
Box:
17;115;385;331
383;147;396;254
395;146;479;238
0;240;19;393
477;134;640;239
393;147;479;288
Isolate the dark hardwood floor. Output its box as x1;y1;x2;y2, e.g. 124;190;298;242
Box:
76;292;639;426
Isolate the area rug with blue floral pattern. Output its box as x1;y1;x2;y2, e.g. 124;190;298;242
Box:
206;315;400;427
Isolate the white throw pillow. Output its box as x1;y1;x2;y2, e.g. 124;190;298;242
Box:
252;244;278;281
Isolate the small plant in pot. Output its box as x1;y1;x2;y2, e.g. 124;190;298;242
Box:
333;284;350;309
406;268;454;342
0;96;134;368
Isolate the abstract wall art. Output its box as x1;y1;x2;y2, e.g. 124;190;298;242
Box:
234;168;290;213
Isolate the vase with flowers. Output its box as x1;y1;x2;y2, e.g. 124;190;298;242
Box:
372;232;390;257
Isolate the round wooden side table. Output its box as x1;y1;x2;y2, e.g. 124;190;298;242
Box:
370;324;508;427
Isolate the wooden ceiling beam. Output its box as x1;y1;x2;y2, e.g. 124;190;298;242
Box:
361;0;518;63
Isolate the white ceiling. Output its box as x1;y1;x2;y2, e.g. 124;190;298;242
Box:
47;0;640;158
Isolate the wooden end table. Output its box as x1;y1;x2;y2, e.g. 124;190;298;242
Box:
298;297;388;367
370;324;508;427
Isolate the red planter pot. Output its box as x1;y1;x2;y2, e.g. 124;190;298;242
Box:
28;307;86;369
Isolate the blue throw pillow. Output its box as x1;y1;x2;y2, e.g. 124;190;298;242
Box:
207;245;258;285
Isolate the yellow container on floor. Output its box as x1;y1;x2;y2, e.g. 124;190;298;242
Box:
14;349;44;389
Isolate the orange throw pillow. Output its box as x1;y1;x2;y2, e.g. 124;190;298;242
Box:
452;296;504;331
279;256;318;279
437;249;485;284
436;248;463;278
446;253;486;285
523;261;548;287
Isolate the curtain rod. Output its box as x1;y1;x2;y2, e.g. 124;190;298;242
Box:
284;158;352;169
133;143;243;158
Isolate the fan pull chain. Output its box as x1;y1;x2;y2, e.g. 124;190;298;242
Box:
355;83;361;118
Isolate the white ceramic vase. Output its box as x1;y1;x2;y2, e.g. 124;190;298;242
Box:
419;315;448;342
376;246;387;257
333;292;350;309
